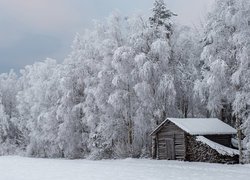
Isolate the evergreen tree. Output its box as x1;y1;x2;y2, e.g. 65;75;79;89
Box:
149;0;176;38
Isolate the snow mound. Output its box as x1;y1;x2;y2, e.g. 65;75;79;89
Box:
196;136;239;157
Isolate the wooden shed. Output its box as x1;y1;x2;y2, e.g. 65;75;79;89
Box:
150;118;239;163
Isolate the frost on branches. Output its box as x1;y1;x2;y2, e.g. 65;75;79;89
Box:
0;0;249;163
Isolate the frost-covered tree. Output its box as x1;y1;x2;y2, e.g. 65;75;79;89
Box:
0;70;21;155
64;13;127;159
109;46;137;156
172;25;202;118
195;0;238;123
91;13;129;158
230;0;250;162
196;0;250;162
56;35;90;159
125;0;177;156
76;30;104;159
17;59;62;157
133;0;176;127
149;0;176;38
5;0;250;162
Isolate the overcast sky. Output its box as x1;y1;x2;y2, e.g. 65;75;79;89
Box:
0;0;215;73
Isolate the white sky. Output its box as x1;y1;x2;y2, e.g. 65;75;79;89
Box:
0;0;215;73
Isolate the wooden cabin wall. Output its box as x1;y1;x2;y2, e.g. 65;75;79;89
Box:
152;136;157;159
204;135;232;147
156;121;186;160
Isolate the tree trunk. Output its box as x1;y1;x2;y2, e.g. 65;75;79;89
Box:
127;83;133;156
236;115;243;164
206;110;210;118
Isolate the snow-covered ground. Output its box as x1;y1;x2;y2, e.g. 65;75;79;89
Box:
0;156;249;180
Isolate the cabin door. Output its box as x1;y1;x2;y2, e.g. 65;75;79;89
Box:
166;138;175;160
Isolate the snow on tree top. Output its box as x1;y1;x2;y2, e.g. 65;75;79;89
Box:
151;118;237;136
196;136;239;156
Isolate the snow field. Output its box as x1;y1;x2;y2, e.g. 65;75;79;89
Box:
0;156;249;180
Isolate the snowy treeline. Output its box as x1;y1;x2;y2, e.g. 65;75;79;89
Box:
0;0;250;161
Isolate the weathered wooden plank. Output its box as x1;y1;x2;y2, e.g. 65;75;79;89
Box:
176;156;185;160
175;138;185;141
159;132;184;136
175;141;185;144
175;145;185;148
158;140;184;145
159;128;183;133
175;150;185;154
158;134;184;139
175;148;185;151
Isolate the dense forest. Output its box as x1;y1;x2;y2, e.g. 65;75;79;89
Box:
0;0;250;162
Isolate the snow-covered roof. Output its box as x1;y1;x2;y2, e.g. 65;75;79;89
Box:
150;118;237;135
196;136;239;157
